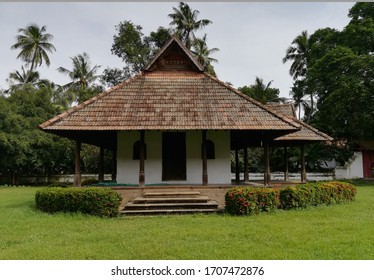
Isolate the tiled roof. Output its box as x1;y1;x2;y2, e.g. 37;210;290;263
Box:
40;36;300;133
266;103;333;142
40;71;300;131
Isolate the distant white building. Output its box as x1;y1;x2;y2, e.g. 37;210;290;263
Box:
335;152;364;179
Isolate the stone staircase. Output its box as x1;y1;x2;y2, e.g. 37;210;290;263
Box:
121;191;222;215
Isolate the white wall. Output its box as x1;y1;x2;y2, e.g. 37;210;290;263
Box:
335;152;364;179
116;130;231;185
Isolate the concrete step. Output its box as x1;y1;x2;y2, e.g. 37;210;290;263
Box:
125;201;219;210
133;196;210;204
121;208;224;216
144;191;200;198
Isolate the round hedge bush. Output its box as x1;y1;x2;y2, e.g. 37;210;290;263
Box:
226;181;357;215
35;187;122;217
279;181;357;210
225;187;280;215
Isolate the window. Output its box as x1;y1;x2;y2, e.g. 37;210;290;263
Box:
133;141;147;160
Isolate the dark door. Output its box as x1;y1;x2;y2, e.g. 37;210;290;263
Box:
162;132;186;181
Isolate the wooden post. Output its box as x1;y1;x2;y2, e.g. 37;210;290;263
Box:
284;146;289;181
98;146;104;182
301;144;307;183
264;141;270;186
235;149;240;183
202;130;208;185
139;131;145;187
244;147;249;182
74;140;81;187
111;145;117;182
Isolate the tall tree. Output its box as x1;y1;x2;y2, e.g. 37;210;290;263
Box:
191;34;219;76
57;52;101;90
7;66;40;88
11;24;56;75
168;2;212;49
57;52;102;104
110;21;172;76
282;30;309;80
283;30;317;122
239;77;283;104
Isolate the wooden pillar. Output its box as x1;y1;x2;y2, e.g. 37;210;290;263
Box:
202;130;208;185
74;140;81;187
284;146;289;181
301;144;307;183
243;147;249;182
98;146;104;182
235;149;240;183
112;146;117;182
139;131;145;187
263;142;269;186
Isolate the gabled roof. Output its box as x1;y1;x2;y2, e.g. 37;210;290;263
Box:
144;35;204;72
266;103;333;142
40;37;300;133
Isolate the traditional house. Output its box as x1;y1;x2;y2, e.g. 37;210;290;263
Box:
335;141;374;180
40;36;301;188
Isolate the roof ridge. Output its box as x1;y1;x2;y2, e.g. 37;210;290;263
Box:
202;72;301;130
39;72;145;129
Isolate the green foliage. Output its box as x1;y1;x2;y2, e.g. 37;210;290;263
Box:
226;181;356;215
111;21;171;75
10;24;56;72
225;187;280;215
168;1;212;49
35;187;122;217
284;2;374;164
238;77;283;104
0;85;72;179
279;181;357;210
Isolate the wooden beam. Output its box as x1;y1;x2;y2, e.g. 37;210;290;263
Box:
301;144;307;183
74;140;81;187
98;146;104;182
202;130;208;185
264;141;270;186
235;149;240;183
112;146;117;182
284;146;289;181
139;131;145;187
243;147;249;182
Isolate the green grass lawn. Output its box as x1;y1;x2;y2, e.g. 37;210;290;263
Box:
0;184;373;260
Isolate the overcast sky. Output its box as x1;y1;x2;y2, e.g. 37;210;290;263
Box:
0;2;354;98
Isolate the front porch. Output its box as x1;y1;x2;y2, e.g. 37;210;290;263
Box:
112;181;300;214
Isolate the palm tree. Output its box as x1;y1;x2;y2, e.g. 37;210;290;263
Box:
191;34;219;76
57;52;101;90
290;81;310;120
282;31;315;121
8;66;40;88
282;30;309;80
11;24;56;73
240;77;283;104
168;2;212;49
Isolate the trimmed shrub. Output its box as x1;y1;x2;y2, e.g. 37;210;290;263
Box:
35;187;122;217
225;187;280;215
279;181;357;210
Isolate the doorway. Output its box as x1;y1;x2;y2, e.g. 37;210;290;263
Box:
162;132;186;181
